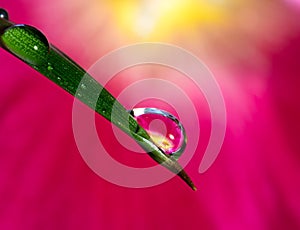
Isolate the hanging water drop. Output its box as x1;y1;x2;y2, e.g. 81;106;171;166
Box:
1;24;50;65
131;108;187;160
0;8;9;20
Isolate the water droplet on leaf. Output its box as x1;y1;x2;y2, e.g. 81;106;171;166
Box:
1;24;50;65
47;64;53;71
131;108;186;159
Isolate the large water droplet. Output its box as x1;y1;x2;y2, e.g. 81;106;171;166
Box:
1;24;50;65
0;8;9;20
131;108;186;159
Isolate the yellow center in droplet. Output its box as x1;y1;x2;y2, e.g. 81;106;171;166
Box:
149;132;174;152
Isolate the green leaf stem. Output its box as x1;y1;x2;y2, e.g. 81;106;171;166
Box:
0;11;196;191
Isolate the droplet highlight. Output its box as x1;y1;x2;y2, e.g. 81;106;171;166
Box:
131;108;186;159
80;83;87;89
0;8;9;20
1;24;50;65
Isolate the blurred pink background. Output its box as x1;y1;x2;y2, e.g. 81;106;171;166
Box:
1;0;300;229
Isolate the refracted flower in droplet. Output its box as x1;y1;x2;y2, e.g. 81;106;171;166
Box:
131;108;187;160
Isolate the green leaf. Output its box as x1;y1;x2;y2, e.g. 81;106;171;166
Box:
0;15;196;191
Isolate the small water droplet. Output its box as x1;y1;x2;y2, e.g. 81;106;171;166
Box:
131;108;186;159
80;83;87;89
1;24;50;65
47;63;53;71
0;8;9;20
77;93;82;97
57;77;61;81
